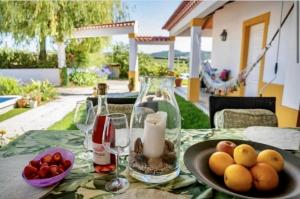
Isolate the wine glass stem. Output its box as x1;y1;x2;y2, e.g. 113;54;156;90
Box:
84;130;89;151
115;154;119;179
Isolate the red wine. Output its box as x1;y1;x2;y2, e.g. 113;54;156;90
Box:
92;115;116;173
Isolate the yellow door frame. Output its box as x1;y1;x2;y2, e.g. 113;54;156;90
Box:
239;12;270;96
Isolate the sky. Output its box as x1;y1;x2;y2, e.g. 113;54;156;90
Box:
0;0;212;54
110;0;212;53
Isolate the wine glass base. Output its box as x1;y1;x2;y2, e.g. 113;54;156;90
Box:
105;177;129;193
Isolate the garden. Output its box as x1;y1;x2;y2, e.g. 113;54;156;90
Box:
0;76;57;121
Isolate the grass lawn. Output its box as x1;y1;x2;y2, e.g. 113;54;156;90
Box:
47;94;210;130
47;109;77;130
175;95;210;129
0;108;29;122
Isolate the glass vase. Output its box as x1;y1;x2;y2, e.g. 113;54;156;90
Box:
129;77;181;183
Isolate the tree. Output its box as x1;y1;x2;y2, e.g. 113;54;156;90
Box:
0;1;124;62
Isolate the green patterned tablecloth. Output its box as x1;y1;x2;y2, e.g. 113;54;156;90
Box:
0;129;294;199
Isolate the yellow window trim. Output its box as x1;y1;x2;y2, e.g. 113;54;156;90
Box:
190;18;205;27
128;33;136;38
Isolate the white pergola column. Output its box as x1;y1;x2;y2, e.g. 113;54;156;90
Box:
128;33;138;90
168;38;175;74
56;42;66;68
187;19;203;102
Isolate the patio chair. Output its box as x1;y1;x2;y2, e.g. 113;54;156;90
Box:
87;94;137;124
209;96;277;128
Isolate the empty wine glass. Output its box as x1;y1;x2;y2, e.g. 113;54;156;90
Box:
74;100;96;160
102;113;130;193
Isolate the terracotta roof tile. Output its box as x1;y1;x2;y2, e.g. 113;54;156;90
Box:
135;36;173;42
76;21;135;30
162;1;201;30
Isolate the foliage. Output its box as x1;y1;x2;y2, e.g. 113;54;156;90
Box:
22;80;57;101
0;78;57;102
138;53;169;77
0;49;57;68
66;38;110;68
0;76;21;95
106;43;129;78
0;1;125;62
69;71;102;86
60;68;68;86
0;108;28;122
106;43;189;78
175;95;210;129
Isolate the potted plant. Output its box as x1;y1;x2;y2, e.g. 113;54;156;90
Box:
0;130;8;147
128;78;135;92
32;90;42;105
175;74;183;87
17;97;28;108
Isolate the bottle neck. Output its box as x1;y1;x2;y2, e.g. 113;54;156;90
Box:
97;95;109;115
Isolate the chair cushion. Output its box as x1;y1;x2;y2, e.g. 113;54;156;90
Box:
214;109;278;128
108;104;134;123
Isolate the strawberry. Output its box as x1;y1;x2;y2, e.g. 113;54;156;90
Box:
62;160;71;170
52;152;62;163
49;165;59;177
29;160;40;169
23;165;38;179
57;165;65;174
41;154;52;164
38;165;50;178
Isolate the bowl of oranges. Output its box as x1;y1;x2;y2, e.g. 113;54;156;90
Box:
184;139;300;199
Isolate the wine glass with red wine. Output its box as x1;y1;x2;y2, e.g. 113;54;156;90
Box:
102;113;130;193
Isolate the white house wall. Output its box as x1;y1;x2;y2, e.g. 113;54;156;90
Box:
211;1;299;109
0;69;61;86
282;4;300;110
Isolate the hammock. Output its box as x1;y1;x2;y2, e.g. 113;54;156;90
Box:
201;3;294;95
202;45;269;94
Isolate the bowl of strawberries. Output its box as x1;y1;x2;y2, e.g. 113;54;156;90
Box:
22;147;75;187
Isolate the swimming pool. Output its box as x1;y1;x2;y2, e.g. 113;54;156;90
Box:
0;96;20;114
0;97;15;103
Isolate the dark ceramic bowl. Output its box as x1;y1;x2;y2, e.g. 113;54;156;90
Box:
22;147;75;187
184;139;300;199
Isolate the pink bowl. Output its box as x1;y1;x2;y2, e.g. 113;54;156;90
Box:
22;147;75;187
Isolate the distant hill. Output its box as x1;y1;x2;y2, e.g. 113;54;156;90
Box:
150;50;211;61
151;50;189;58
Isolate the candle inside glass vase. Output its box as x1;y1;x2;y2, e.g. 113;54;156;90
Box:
143;111;167;158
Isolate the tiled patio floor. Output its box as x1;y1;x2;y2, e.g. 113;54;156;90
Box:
175;86;210;115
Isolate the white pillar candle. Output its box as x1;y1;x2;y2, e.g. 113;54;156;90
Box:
143;111;167;158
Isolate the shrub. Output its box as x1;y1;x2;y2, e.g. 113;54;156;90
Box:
60;68;69;86
0;77;56;101
0;49;57;68
40;81;57;101
22;80;57;102
0;76;21;95
69;71;100;86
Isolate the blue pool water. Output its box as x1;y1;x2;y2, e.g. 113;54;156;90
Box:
0;97;15;103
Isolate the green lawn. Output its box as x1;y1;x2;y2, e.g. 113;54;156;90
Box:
175;95;210;129
0;108;29;122
47;109;77;130
47;95;210;130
